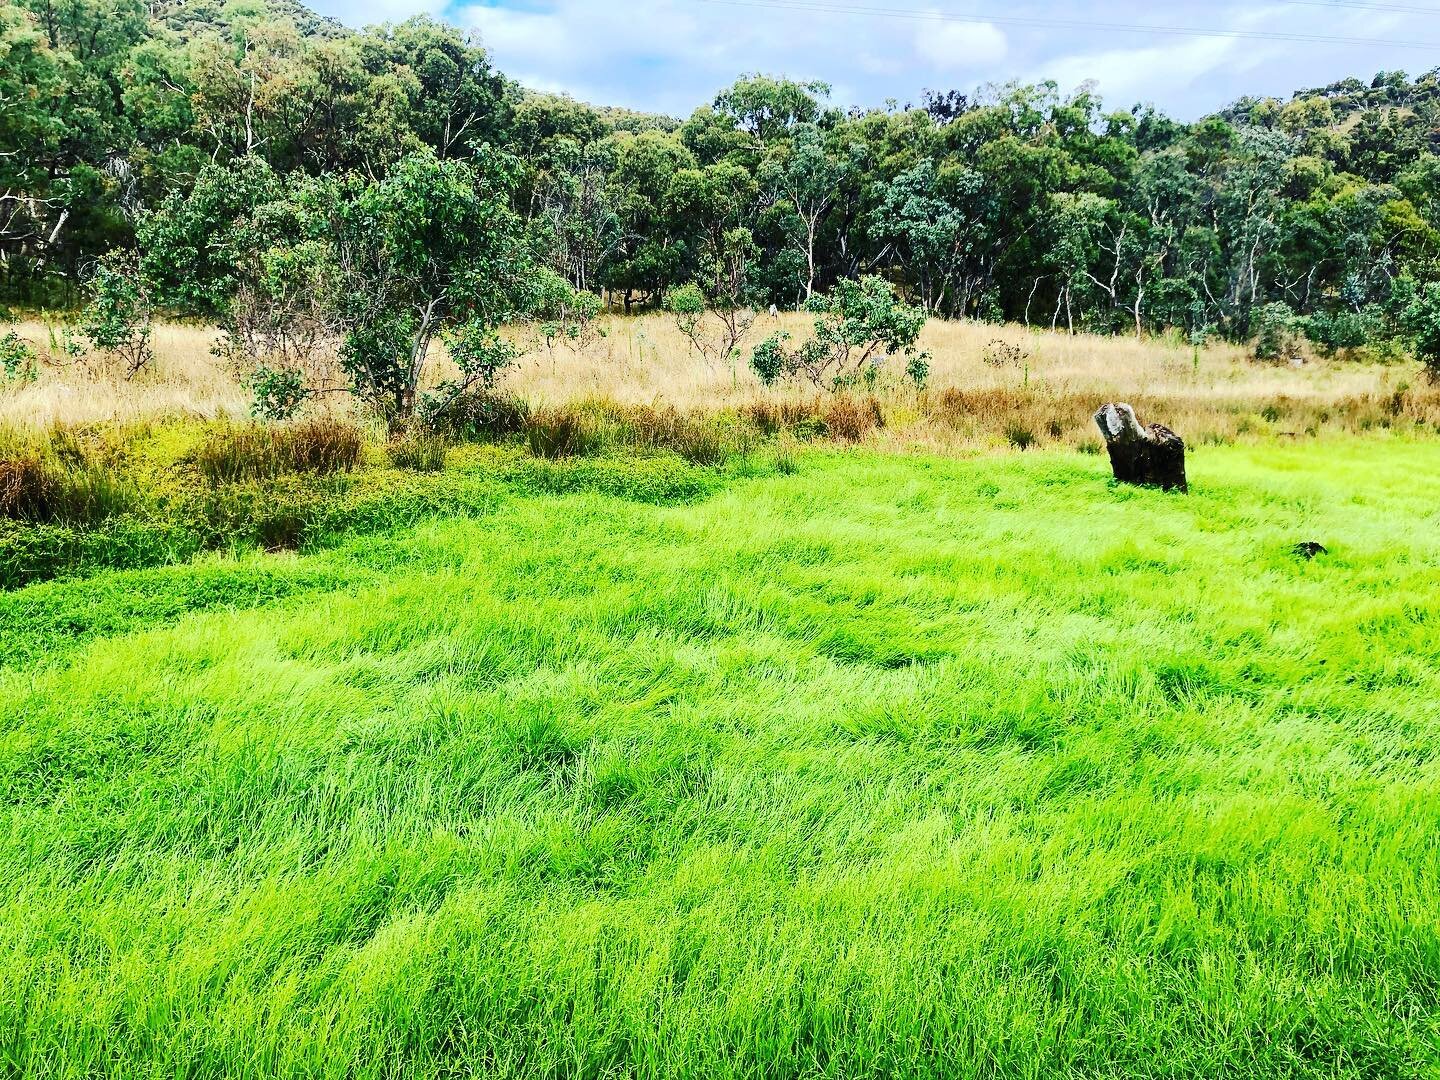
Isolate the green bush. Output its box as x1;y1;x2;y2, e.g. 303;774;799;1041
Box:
750;277;929;390
0;331;37;383
1302;305;1387;359
1400;281;1440;379
1253;302;1300;361
79;251;156;379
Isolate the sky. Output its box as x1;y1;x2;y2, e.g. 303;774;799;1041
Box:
305;0;1439;120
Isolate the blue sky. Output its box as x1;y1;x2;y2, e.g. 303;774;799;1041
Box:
306;0;1438;120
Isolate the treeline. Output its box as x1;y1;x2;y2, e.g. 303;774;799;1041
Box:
4;0;1440;355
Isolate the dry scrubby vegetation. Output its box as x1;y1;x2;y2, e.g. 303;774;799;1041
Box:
4;312;1438;443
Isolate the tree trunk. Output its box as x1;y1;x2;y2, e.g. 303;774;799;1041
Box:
1093;403;1187;492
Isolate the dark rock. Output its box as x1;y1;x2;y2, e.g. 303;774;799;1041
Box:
1093;403;1188;492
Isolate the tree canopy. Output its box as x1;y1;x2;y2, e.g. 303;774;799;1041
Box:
2;0;1439;361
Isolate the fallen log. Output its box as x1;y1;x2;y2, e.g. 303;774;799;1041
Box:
1093;403;1188;492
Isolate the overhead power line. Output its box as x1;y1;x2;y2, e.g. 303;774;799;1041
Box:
1277;0;1440;15
691;0;1440;50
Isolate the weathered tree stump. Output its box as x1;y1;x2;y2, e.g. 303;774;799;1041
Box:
1093;403;1188;492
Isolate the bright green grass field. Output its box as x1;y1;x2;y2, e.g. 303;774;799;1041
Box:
3;440;1440;1079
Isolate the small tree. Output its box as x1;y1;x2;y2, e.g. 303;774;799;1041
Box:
664;264;758;370
1252;301;1299;361
750;276;929;389
530;268;604;353
1400;281;1440;380
221;239;347;419
79;251;155;380
331;147;535;423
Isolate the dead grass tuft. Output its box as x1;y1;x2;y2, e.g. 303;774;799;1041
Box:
823;394;886;442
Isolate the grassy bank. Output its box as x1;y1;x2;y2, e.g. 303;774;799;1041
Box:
0;415;735;590
3;438;1439;1077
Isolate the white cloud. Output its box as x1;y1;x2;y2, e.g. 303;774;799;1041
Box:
1040;34;1253;107
306;0;1440;120
914;21;1008;72
449;0;1014;115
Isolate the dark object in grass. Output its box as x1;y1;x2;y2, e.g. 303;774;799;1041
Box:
1094;402;1188;493
1292;541;1328;560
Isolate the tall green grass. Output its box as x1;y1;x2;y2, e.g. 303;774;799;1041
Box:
2;439;1439;1077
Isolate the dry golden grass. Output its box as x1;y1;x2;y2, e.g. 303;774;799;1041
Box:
502;314;1437;451
3;313;1433;452
0;321;247;430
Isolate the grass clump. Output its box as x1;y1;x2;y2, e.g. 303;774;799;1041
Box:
193;417;362;484
388;432;449;472
822;393;885;442
0;443;138;527
525;406;597;459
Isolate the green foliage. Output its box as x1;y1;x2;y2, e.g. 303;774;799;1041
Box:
752;276;929;389
1252;301;1299;360
1302;305;1388;359
78;251;155;378
748;331;790;386
530;268;603;349
333;148;534;421
248;365;312;422
1399;280;1440;377
4;0;1440;345
431;323;522;415
664;281;706;319
0;331;37;383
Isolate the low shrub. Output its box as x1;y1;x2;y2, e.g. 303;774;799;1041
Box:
1;331;38;383
1253;302;1302;361
424;390;530;441
1005;424;1036;451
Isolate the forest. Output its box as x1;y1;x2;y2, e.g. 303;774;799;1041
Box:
4;0;1440;371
